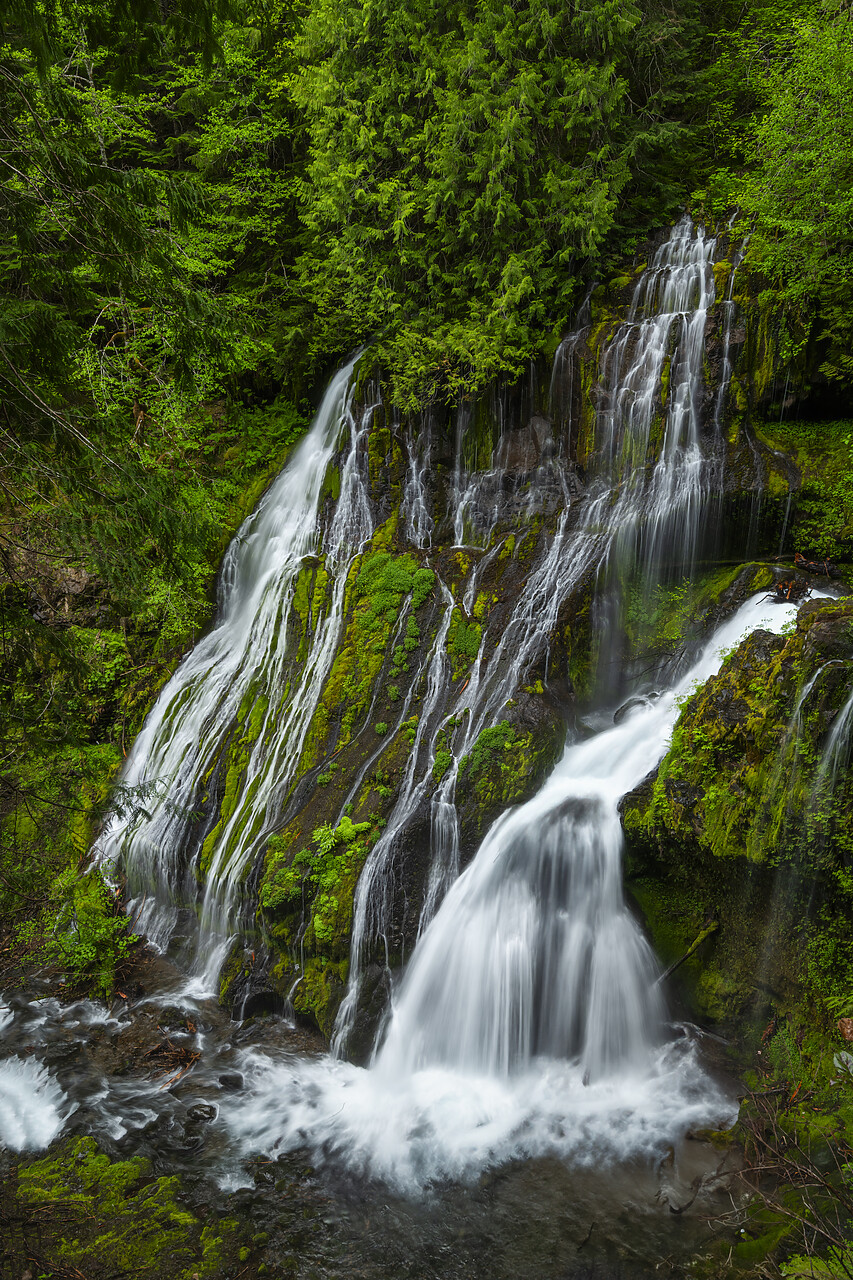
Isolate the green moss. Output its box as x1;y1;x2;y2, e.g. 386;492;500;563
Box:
45;868;138;998
16;1137;237;1277
401;714;419;745
432;745;452;784
368;419;392;488
290;954;349;1038
756;418;853;562
659;355;672;406
261;814;380;963
218;944;244;1004
624;596;853;1028
404;613;421;650
198;732;253;877
446;607;481;679
619;563;777;674
453;706;565;848
301;543;436;760
712;259;732;295
472;590;490;619
320;461;341;503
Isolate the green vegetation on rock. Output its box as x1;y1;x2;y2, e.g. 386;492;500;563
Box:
624;595;853;1027
13;1137;238;1278
457;716;564;846
446;609;482;680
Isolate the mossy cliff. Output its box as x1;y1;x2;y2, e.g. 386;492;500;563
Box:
221;505;567;1042
622;594;853;1028
717;248;853;572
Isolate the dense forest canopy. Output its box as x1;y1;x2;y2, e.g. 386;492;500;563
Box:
2;0;851;445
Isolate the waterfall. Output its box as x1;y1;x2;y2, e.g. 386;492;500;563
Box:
796;678;853;880
332;216;733;1050
93;355;371;989
19;215;800;1197
219;592;801;1191
376;596;792;1084
595;217;716;577
93;217;742;1067
813;685;853;797
402;410;434;549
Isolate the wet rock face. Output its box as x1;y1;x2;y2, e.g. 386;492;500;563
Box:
621;595;853;1029
493;416;557;474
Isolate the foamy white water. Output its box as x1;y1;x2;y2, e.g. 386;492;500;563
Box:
0;1056;70;1152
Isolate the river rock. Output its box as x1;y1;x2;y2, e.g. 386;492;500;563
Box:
614;695;656;724
186;1103;218;1123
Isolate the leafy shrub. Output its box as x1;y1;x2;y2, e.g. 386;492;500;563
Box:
46;870;137;997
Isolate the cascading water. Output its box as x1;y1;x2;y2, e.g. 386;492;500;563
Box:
217;592;802;1191
48;214;759;1191
813;684;853;797
92;355;372;989
333;215;735;1050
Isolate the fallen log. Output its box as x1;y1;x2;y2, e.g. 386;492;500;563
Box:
794;552;838;578
655;919;719;986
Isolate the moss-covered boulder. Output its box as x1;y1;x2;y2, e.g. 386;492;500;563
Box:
6;1137;240;1278
456;699;566;859
622;595;853;1028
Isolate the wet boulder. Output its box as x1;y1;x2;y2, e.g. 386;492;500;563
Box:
456;693;566;864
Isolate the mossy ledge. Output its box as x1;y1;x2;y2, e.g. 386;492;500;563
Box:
622;594;853;1029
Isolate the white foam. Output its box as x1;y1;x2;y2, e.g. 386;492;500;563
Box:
0;1057;71;1152
219;1038;735;1194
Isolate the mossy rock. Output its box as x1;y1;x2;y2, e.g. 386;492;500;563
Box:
456;696;565;859
11;1137;240;1278
622;595;853;1031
